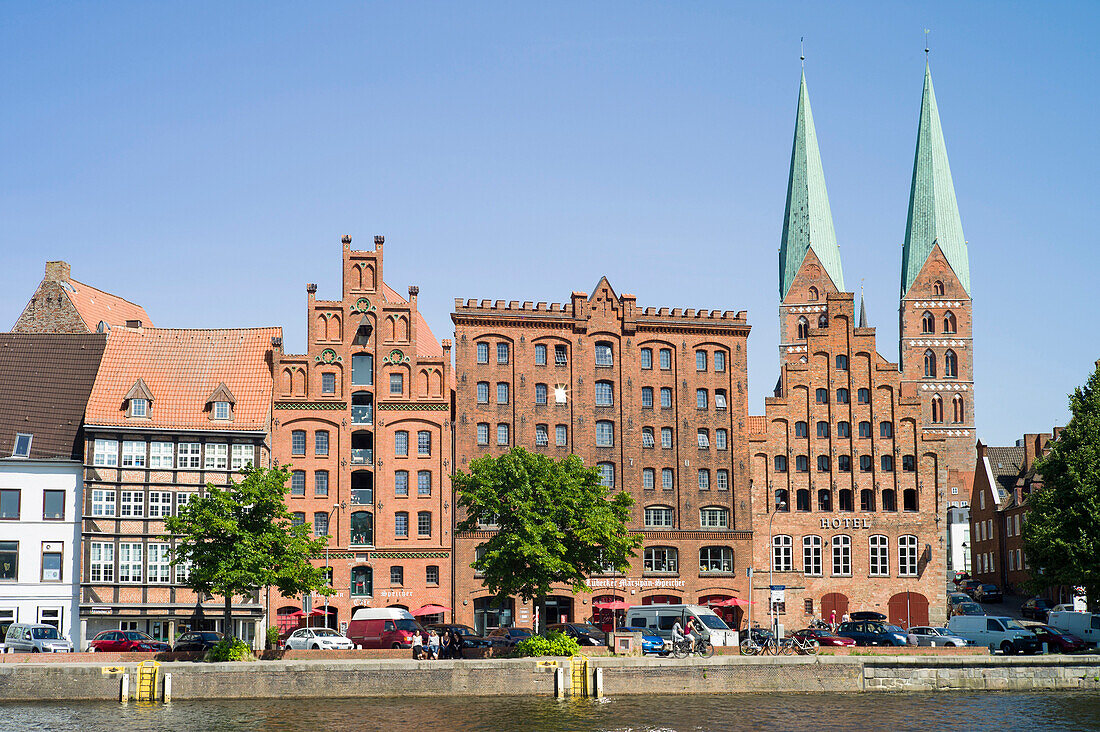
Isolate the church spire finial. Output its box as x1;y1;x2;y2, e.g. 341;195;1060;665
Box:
800;36;805;67
859;281;868;328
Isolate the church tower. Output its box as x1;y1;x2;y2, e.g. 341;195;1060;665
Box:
898;61;975;484
778;70;845;369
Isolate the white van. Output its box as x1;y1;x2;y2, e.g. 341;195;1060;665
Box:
1047;611;1100;648
624;604;737;646
947;615;1042;654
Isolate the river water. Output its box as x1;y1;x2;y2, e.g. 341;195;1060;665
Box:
0;692;1097;732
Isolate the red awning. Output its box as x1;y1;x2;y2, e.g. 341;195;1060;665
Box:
593;600;631;611
412;604;451;616
707;597;755;607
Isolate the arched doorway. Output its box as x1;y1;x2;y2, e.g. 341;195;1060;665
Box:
536;596;574;631
642;594;681;605
275;605;300;639
888;592;929;629
820;593;849;625
591;595;626;633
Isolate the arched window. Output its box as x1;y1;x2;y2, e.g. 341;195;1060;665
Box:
921;311;934;334
816;421;830;438
836;354;848;370
838;488;853;512
699;546;734;573
933;280;945;296
597;462;615;488
772;535;793;571
699;506;729;529
831;535;851;576
860;489;875;512
350;511;374;546
774;455;788;472
882;489;898;512
924;350;937;378
818;489;832;512
943;311;957;333
351;566;373;596
595;342;614;367
869;535;889;576
794;421;808;438
644;505;675;528
818;313;828;328
944;350;958;378
802;535;823;576
880;421;893;438
796;488;811;512
953;394;964;423
808;287;819;301
817;455;831;472
774;488;790;511
898;535;919;576
797;317;808;339
643;546;678;573
931;394;943;423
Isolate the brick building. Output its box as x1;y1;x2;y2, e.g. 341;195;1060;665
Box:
271;235;453;635
13;261;152;334
80;325;278;646
451;279;753;634
746;64;972;630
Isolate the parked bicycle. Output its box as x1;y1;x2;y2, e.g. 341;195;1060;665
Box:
740;629;780;656
672;636;715;659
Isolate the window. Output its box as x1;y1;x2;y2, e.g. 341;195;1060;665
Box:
39;490;64;521
924;350;937;378
476;342;489;364
816;388;828;404
659;348;672;370
882;489;897;512
120;490;144;518
797;317;808;339
817;455;831;472
836;388;849;404
417;431;432;456
497;382;509;404
696;389;708;409
496;342;510;364
0;490;19;520
389;372;403;396
391;566;404;585
774;455;788;472
41;548;62;582
321;372;336;394
535;424;549;447
204;443;228;470
700;506;728;528
642;427;654;448
715;390;727;410
417;471;432;496
697;429;710;449
838;488;853;512
644;506;674;528
857;388;870;405
803;536;822;576
794;421;808;438
93;439;119;467
12;433;32;457
497;424;510;446
174;556;192;584
661;427;673;449
695;350;707;371
943;311;957;333
662;468;674;490
315;470;329;497
119;543;143;583
535;383;548;405
838;455;851;472
881;455;894;472
858;421;871;439
902;454;916;472
816;421;830;438
642;468;655;489
944;350;958;378
860;488;875;511
426;565;440;585
595;343;614;367
831;535;851;576
837;421;850;438
836;354;848;370
899;535;918;576
774;488;789;512
818;313;828;328
921;311;935;334
697;469;711;490
534;344;547;365
597;462;615;488
395;431;409;456
291;431;306;456
870;535;889;576
595;381;613;406
953;394;964;423
351;353;373;386
291;471;306;496
795;488;810;512
145;491;169;518
351;565;373;596
859;454;872;472
555;424;567;447
89;542;112;583
418;511;432;537
129;398;148;418
121;441;146;467
554;345;568;366
231;444;255;470
395;512;409;538
477;423;489;445
475;381;489;404
880;421;893;438
395;471;409;497
772;535;792;572
596;420;614;447
795;455;808;472
91;489;115;517
933;280;945;296
309;432;329;459
149;442;174;468
640;348;653;369
700;546;733;573
641;387;653;408
350;511;374;546
643;547;678;573
660;387;672;409
716;429;727;450
212;401;230;420
903;488;919;512
714;351;726;372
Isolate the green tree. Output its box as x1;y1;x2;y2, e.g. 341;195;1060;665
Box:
453;448;641;605
164;465;333;638
1023;361;1100;611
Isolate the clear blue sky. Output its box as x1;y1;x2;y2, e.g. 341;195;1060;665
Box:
2;2;1097;445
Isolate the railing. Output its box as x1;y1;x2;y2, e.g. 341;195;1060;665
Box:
350;449;373;465
351;406;373;425
351;489;374;506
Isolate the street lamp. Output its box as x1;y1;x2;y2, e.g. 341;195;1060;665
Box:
323;501;346;629
768;495;787;639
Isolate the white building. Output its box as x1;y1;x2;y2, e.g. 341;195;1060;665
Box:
946;505;971;575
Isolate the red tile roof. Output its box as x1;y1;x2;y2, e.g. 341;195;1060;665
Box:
65;278;153;331
86;327;279;431
381;283;444;359
748;416;766;436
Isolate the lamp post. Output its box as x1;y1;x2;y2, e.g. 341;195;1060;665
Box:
323;501;346;629
768;496;787;639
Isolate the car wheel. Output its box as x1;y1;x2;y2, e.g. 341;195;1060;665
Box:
31;648;39;653
312;644;320;650
391;643;402;649
1000;641;1014;655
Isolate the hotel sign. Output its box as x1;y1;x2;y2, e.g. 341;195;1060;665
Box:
820;517;873;530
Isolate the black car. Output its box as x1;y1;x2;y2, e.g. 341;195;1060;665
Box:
486;627;533;648
974;584;1002;603
1021;598;1051;620
849;611;887;622
546;622;607;646
172;631;224;653
425;624;493;649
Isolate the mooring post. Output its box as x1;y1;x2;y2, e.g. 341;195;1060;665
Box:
120;674;129;702
594;666;603;698
555;666;564;698
163;672;172;702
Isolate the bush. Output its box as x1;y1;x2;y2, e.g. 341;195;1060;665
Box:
513;630;580;658
204;637;255;662
265;626;280;650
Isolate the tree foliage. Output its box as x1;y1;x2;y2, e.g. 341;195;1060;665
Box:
453;448;640;602
1023;361;1100;611
164;465;333;637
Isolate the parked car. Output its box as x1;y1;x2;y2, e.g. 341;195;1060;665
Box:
849;611;888;622
546;622;607;646
486;627;533;648
906;626;967;647
947;615;1041;654
958;579;982;597
1047;611;1100;648
835;621;908;646
1021;598;1053;621
89;630;171;653
947;593;972;617
617;626;669;655
974;584;1003;603
624;604;737;646
3;624;73;653
172;631;223;653
425;623;493;649
952;571;971;585
791;628;855;647
952;602;986;617
1022;623;1087;653
284;627;354;650
348;608;424;649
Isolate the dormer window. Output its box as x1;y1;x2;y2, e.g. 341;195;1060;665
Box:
12;434;32;458
124;378;154;419
205;382;236;422
214;401;231;420
131;399;148;418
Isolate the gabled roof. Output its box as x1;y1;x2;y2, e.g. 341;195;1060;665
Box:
381;282;444;359
205;382;236;405
779;70;845;299
86;327;278;431
901;63;971;296
0;333;107;460
66;277;153;331
124;378;154;402
983;446;1025;506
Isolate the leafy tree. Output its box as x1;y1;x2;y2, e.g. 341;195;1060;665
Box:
164;465;333;638
453;447;640;605
1023;361;1100;611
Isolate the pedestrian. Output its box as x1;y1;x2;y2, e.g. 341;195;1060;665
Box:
427;629;440;660
841;612;850;624
411;630;424;660
450;630;465;660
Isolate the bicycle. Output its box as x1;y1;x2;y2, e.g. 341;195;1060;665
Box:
672;636;715;659
788;635;819;656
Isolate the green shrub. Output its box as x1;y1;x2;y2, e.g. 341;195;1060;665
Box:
265;626;280;650
204;637;255;662
513;630;580;658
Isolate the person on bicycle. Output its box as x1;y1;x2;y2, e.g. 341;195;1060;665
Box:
671;618;686;647
684;618;697;650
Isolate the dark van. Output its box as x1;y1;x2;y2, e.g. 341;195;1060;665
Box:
347;608;423;649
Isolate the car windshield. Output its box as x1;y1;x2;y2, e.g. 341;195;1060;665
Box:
934;628;951;634
885;625;904;633
312;629;342;637
451;626;476;636
201;633;222;641
696;615;729;630
572;624;603;634
125;632;153;641
31;627;61;640
1003;620;1028;631
394;620;421;632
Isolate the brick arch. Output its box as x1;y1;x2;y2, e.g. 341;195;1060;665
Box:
362;263;375;290
293;368;306;396
821;593;848;623
328;314;342;341
888;592;928;628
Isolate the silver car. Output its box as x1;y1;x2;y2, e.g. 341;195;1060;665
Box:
907;626;967;647
4;623;73;653
283;627;354;650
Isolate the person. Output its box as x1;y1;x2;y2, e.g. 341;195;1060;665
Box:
671;618;689;653
684;618;698;651
427;629;440;660
411;629;424;659
449;629;465;659
841;612;851;624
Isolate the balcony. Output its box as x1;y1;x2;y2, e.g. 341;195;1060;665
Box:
351;405;373;425
351;488;374;506
350;448;373;466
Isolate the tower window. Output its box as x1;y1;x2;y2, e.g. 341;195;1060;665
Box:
818;313;828;328
944;350;958;378
797;317;808;340
931;394;944;423
921;311;934;334
953;394;964;423
943;311;957;334
924;350;937;378
933;281;945;296
807;287;818;301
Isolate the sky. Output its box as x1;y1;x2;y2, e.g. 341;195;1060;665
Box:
2;1;1097;446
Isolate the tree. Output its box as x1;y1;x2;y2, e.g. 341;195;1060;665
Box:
164;465;333;638
453;447;641;605
1023;361;1100;611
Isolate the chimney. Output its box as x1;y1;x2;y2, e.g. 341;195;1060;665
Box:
342;234;352;249
307;283;318;301
374;234;384;253
45;261;71;283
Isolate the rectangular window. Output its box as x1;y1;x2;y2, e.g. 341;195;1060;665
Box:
869;536;889;577
121;441;146;467
697;430;710;449
177;442;201;469
642;468;655;489
535;383;547;405
227;444;254;471
661;427;672;449
716;469;729;491
12;433;32;457
175;558;192;584
644;506;674;528
696;389;708;409
642;429;654;448
596;421;614;447
291;431;306;456
214;401;230;420
716;429;727;450
395;431;408;456
120;491;144;518
426;565;440;585
831;536;851;576
554;345;568;366
119;543;143;583
497;424;510;446
204;444;228;470
147;543;171;584
700;507;728;528
534;344;547;365
0;541;16;580
391;565;404;585
89;542;113;583
41;549;62;582
477;423;489;445
497;382;509;404
803;538;822;576
291;471;306;496
641;387;653;408
696;351;707;371
595;344;613;367
660;388;672;409
535;424;549;447
352;353;373;386
555;425;567;447
291;512;305;526
312;430;330;457
477;382;489;403
595;382;613;406
148;491;172;518
715;391;727;410
476;342;489;364
395;471;409;497
659;349;672;370
697;469;710;490
497;343;510;364
93;439;119;467
315;470;329;497
662;468;674;490
417;471;432;496
42;490;65;520
146;441;173;469
389;372;404;395
0;490;18;520
640;348;652;369
321;372;336;394
314;512;329;537
418;511;432;537
91;489;115;517
714;351;726;372
418;431;432;456
816;388;828;404
395;512;409;538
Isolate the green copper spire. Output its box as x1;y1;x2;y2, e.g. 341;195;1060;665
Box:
779;70;845;299
901;63;971;296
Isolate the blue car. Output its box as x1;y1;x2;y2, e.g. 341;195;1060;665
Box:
618;627;668;655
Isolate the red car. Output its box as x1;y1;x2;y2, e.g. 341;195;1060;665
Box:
1026;624;1086;653
792;628;856;647
89;630;171;653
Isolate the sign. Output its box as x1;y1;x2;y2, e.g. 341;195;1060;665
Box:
303;595;312;614
747;567;753;578
89;606;112;615
820;517;873;530
589;577;686;590
381;590;413;598
770;585;786;604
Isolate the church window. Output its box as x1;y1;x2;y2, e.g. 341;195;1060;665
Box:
952;394;964;423
818;313;828;328
931;394;943;423
933;281;945;296
923;350;937;378
797;317;808;339
808;287;819;301
943;311;957;333
921;311;934;334
944;350;958;378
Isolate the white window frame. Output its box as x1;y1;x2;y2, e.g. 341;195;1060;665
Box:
147;543;172;584
149;441;174;468
716;469;729;491
148;491;172;518
213;401;231;420
697;469;710;490
93;439;119;467
641;428;654;448
644;506;674;528
90;542;114;583
802;535;822;576
595;420;614;447
697;430;709;449
555;425;567;447
832;535;852;576
535;424;548;447
496;424;510;446
869;534;889;577
177;443;201;469
231;444;255;471
91;489;116;517
661;427;673;449
643;546;678;573
898;535;919;577
642;468;655;489
130;398;148;418
700;506;728;528
476;423;489;445
772;535;793;572
118;542;143;583
662;468;674;490
121;441;146;467
175;492;193;515
204;443;228;470
175;558;191;584
716;429;727;450
120;490;144;518
594;343;614;367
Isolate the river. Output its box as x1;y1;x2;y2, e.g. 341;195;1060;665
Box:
0;691;1097;731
